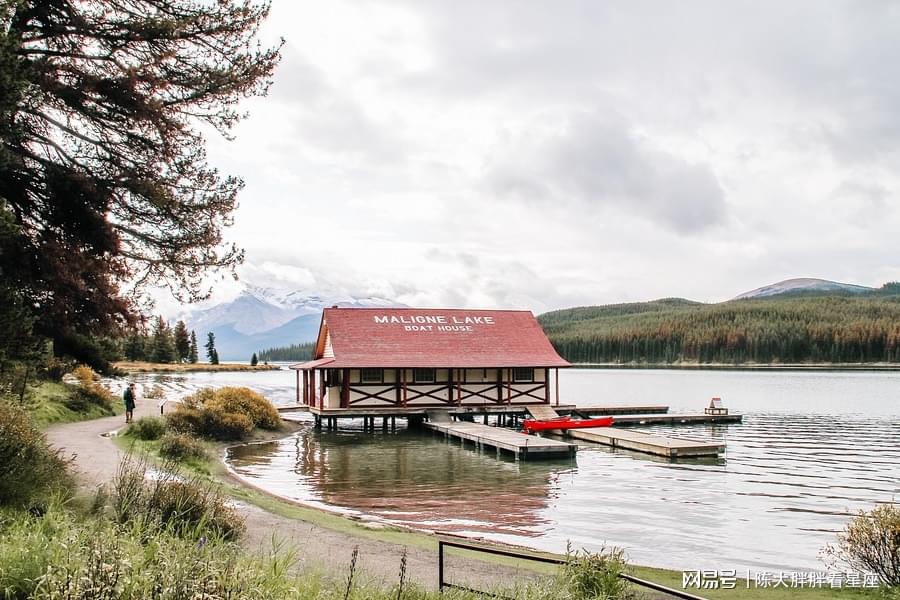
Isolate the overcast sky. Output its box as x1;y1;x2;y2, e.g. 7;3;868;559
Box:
170;1;900;315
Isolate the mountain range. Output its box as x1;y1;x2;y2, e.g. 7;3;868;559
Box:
181;286;401;360
182;277;878;360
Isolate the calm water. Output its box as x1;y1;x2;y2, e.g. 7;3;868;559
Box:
136;367;900;572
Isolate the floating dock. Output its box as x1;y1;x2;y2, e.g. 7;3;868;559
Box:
425;421;577;460
567;427;725;458
611;413;742;426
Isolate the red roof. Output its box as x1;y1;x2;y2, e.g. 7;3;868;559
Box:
298;307;570;369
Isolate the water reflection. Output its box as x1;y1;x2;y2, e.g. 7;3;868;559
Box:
228;427;576;535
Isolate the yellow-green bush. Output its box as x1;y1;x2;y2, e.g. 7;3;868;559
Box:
159;432;208;462
65;365;115;413
824;502;900;587
206;386;281;430
0;401;71;507
167;387;279;441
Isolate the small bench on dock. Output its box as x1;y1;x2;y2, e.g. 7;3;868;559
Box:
425;421;577;460
567;427;725;458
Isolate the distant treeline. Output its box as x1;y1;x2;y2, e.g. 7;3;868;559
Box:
539;291;900;364
257;342;315;362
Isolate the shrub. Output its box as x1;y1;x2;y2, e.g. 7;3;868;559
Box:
561;544;633;600
127;416;166;441
0;401;71;507
181;387;216;409
159;432;208;462
65;364;116;413
204;409;254;440
824;502;900;587
166;406;203;435
168;387;279;441
206;386;281;430
112;455;244;541
71;364;99;386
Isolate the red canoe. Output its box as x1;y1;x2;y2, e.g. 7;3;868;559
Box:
522;416;614;434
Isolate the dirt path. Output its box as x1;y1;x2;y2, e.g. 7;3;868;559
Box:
45;400;534;591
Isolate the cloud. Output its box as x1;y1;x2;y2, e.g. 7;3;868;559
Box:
486;113;726;233
165;1;900;317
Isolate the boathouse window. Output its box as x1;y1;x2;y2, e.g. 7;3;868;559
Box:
513;367;534;382
413;368;436;383
360;368;382;383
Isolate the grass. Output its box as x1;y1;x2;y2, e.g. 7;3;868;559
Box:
112;437;892;600
29;380;122;427
115;361;279;373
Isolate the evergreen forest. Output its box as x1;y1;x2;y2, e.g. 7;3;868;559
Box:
539;288;900;364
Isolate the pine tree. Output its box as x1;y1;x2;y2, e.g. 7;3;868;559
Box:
0;1;281;371
188;331;199;364
205;332;218;364
173;321;190;363
250;352;258;366
150;316;176;364
123;333;147;362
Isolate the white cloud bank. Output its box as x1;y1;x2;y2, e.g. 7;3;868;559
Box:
164;0;900;316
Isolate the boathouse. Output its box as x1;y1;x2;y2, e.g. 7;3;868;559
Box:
291;307;570;412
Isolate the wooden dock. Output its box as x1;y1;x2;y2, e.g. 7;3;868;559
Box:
610;413;742;426
425;421;577;460
567;405;669;416
567;427;725;458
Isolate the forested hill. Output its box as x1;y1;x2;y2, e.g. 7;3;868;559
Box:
539;293;900;364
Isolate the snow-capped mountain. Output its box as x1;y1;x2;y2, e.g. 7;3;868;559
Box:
179;285;402;360
733;278;874;300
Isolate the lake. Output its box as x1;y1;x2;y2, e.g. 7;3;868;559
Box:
134;367;900;573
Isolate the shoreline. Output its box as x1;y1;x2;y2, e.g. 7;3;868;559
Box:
114;361;281;374
573;362;900;372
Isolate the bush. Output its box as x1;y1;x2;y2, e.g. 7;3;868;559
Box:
127;416;166;440
206;386;281;430
112;455;244;541
159;432;208;462
204;410;254;440
165;406;203;435
561;544;633;600
824;502;900;587
65;364;115;413
0;401;71;507
168;387;279;441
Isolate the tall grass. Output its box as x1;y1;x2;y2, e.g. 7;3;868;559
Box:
0;400;72;508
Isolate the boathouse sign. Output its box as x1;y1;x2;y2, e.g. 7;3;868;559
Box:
373;313;495;332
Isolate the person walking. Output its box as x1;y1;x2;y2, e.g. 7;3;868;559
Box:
123;383;136;424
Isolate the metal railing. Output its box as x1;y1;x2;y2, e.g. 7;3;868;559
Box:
437;534;710;600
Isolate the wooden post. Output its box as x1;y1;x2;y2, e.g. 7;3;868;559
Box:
303;370;310;406
506;369;511;405
341;369;350;409
496;369;502;403
448;368;454;406
544;368;550;404
395;369;401;405
296;369;300;404
555;368;560;406
402;369;407;406
320;370;326;407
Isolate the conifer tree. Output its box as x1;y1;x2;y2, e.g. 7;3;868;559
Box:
150;316;176;364
188;331;199;364
173;321;190;363
0;1;281;369
205;332;218;365
250;352;258;366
